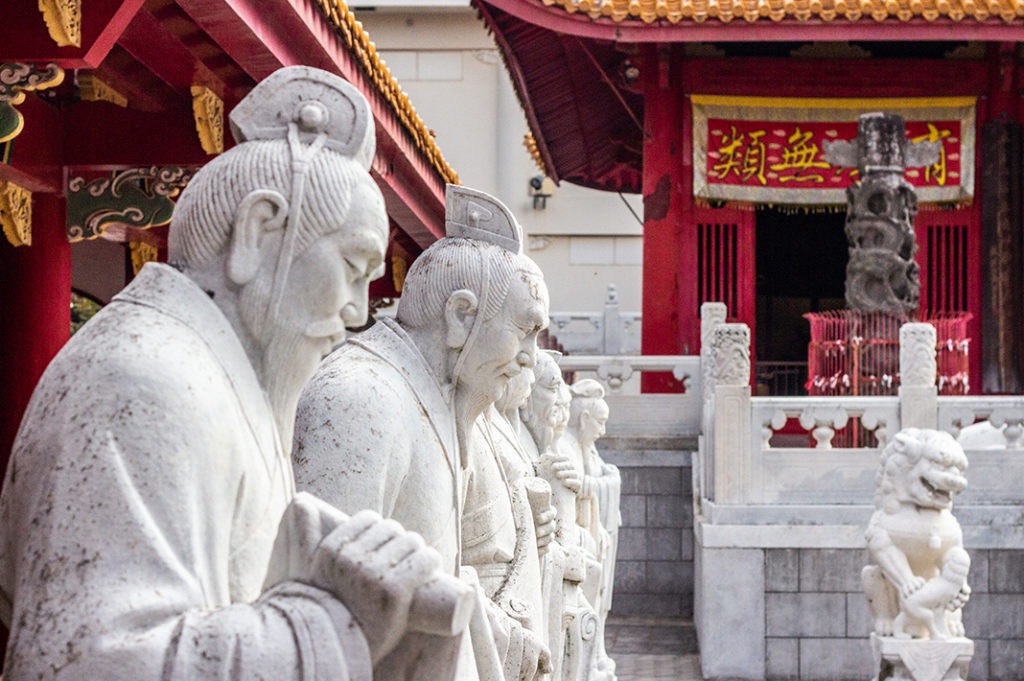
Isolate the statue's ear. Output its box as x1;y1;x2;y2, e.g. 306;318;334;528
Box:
580;409;594;430
227;189;289;286
444;289;478;349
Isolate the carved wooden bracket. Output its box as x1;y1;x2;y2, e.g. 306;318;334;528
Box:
38;0;81;47
190;85;224;155
0;63;64;144
78;73;128;107
129;241;159;275
67;167;195;242
0;181;32;247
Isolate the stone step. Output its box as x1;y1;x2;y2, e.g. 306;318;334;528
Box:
600;435;697;452
605;616;699;656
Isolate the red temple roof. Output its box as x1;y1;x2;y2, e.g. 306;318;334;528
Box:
474;0;1023;191
2;0;455;254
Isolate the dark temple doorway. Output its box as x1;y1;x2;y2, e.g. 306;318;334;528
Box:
755;207;847;395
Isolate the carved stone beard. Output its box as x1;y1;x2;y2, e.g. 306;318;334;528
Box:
496;369;533;418
522;390;556;452
237;272;317;450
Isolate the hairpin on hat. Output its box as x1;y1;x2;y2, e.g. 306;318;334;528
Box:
229;65;375;169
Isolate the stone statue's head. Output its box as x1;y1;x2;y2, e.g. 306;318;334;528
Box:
569;378;609;446
521;350;562;450
397;186;548;407
551;381;572;442
876;428;968;513
168;67;387;373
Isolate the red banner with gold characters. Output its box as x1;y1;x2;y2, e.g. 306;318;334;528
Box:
692;96;976;206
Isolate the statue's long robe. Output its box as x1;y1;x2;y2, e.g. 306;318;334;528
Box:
0;263;371;681
293;318;502;681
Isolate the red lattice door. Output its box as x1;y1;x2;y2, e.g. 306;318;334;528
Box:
915;206;981;392
693;205;756;367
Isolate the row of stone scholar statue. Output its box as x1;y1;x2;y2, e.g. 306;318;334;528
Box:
0;66;622;681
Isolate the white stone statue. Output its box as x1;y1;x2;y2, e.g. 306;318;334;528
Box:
463;384;557;679
293;184;552;680
0;66;468;681
564;379;620;681
521;351;603;681
863;428;974;681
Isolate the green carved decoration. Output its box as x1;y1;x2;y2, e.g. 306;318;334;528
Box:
0;63;64;145
67;167;196;242
0;103;21;145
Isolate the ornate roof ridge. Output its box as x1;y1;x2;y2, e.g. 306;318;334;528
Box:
539;0;1024;25
315;0;460;185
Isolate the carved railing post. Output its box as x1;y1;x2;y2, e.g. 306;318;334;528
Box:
602;284;623;355
899;322;938;429
701;302;728;411
712;323;752;504
699;302;728;505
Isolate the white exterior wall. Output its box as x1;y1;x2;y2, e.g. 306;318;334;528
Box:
358;6;644;315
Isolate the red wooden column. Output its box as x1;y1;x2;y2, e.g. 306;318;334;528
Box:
641;44;690;392
979;41;1023;393
0;194;71;475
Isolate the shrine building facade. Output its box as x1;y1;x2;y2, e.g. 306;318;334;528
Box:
471;0;1024;395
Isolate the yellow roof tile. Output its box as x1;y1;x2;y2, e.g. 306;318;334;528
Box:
315;0;459;185
542;0;1023;22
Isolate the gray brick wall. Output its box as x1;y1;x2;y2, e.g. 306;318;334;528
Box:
609;462;694;618
764;547;1024;681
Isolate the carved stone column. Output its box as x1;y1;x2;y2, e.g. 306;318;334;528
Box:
824;112;939;314
899;322;937;429
712;323;752;504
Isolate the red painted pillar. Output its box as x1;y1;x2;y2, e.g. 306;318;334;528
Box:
641;44;690;392
0;193;71;477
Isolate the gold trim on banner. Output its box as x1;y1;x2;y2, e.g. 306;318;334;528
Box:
690;95;978;109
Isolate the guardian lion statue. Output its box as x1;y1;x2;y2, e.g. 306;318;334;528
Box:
863;428;971;640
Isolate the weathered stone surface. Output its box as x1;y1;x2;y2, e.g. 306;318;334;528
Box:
614;560;646;593
766;637;799;681
621;466;683;495
968;549;989;593
766;593;847;638
846;592;872;638
963;593;1024;638
646;560;693;593
620;494;646;527
697;547;765;680
988;638;1024;681
647;494;691;528
970;638;990;681
648;528;683;561
799;549;864;593
989;549;1024;593
801;637;874;680
765;549;800;592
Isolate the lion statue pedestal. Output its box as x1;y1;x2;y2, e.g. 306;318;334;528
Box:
862;428;974;681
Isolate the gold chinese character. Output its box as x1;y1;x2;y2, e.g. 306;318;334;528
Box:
711;126;767;185
910;123;951;186
770;127;829;183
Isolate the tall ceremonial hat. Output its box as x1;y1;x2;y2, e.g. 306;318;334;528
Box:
445;184;524;254
229;65;375;170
